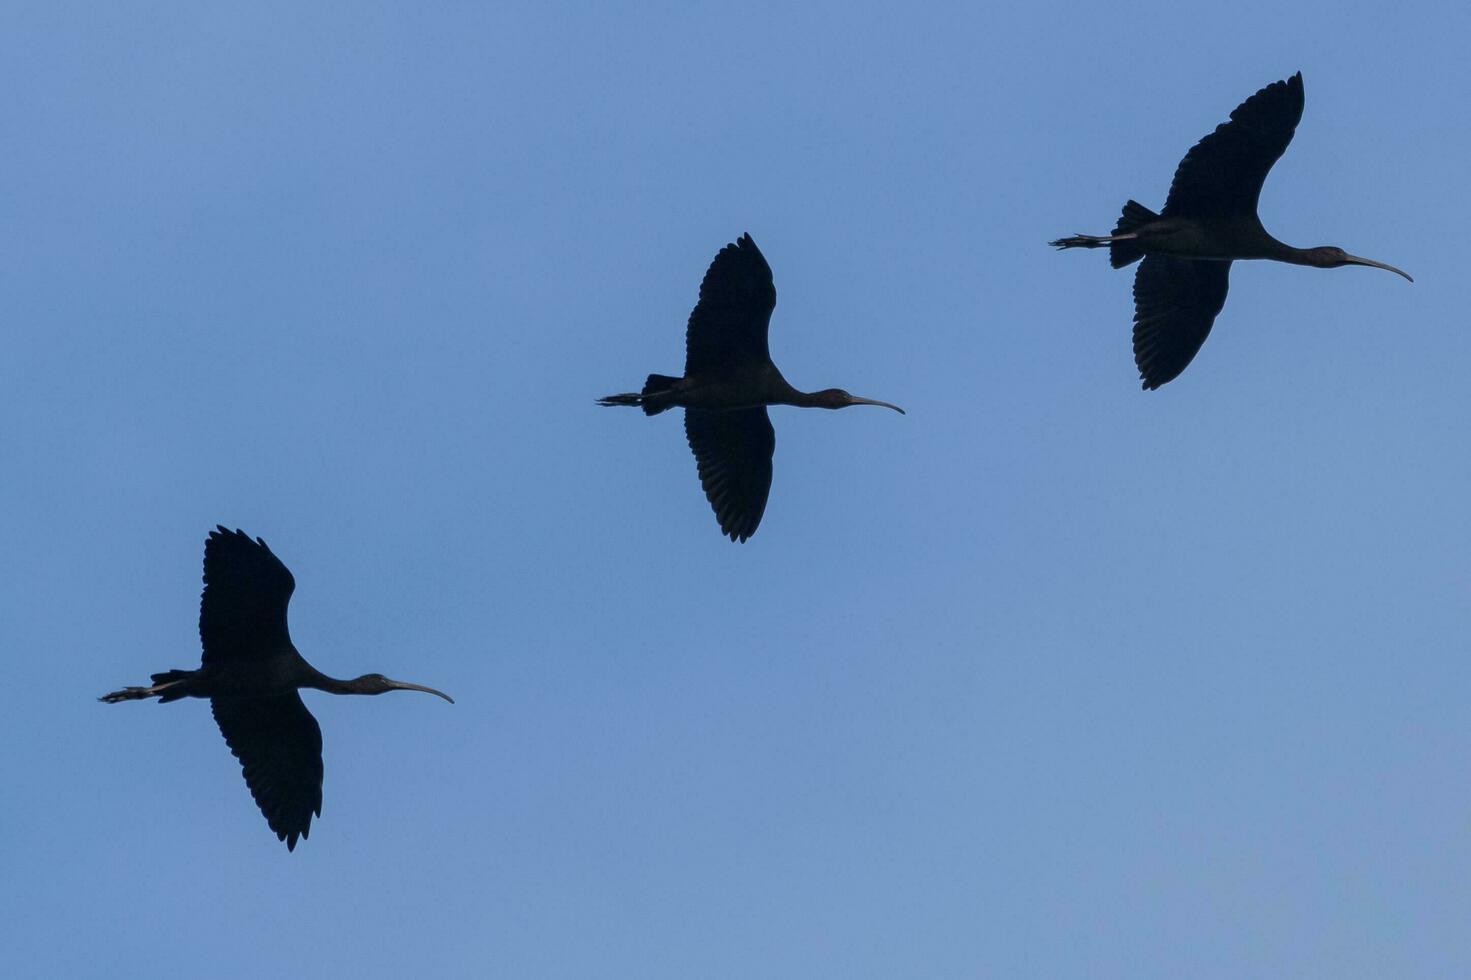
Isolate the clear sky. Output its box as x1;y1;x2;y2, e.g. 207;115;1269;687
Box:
3;2;1469;977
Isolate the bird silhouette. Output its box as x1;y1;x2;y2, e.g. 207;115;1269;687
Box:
100;527;453;850
1051;72;1411;389
600;234;903;541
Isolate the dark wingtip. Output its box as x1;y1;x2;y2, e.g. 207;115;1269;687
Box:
1139;366;1177;391
207;524;272;554
720;518;756;544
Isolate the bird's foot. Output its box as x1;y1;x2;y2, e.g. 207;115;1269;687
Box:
99;686;156;703
1049;233;1112;249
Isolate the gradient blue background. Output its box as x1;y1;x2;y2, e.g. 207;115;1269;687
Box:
4;2;1468;977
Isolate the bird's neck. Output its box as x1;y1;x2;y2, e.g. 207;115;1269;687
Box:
782;388;829;408
755;365;806;407
1258;233;1315;265
302;669;359;695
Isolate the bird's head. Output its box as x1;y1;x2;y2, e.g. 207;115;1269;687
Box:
812;388;906;413
1305;246;1413;281
352;673;455;702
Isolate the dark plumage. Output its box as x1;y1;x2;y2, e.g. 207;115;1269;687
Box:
100;527;453;850
600;234;904;542
1052;72;1411;389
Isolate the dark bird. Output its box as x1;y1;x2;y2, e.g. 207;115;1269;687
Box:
1050;72;1411;389
100;527;453;850
599;233;904;542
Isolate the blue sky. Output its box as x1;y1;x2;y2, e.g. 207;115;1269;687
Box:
3;2;1469;977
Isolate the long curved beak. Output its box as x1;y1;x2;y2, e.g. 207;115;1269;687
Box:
1343;254;1413;282
847;395;906;415
387;679;455;703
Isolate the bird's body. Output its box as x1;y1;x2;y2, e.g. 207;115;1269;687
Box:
1051;72;1411;389
654;361;792;412
100;527;452;851
638;362;864;413
600;233;903;542
1123;215;1277;262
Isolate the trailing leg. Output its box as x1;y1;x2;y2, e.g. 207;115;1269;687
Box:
1049;232;1123;250
99;669;197;704
1049;200;1160;269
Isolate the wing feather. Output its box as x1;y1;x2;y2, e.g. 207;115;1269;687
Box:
212;693;324;851
683;234;777;377
200;526;295;664
1132;256;1232;389
684;407;775;542
1162;73;1304;219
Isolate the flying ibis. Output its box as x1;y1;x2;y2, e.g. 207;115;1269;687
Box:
1051;72;1411;389
100;527;453;850
599;234;904;542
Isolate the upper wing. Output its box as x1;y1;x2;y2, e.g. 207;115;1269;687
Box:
683;234;777;377
212;693;324;851
200;526;296;664
1132;255;1232;390
1161;73;1304;219
684;407;776;543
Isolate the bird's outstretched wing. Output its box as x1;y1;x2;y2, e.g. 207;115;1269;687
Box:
1132;255;1232;389
684;407;776;542
1162;73;1305;220
212;693;324;851
684;233;777;377
200;526;296;664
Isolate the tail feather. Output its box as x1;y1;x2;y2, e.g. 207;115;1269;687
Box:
598;374;682;416
151;669;194;703
1109;200;1158;268
639;374;679;416
1050;199;1160;268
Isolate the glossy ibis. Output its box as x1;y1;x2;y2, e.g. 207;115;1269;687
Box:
599;233;904;542
1051;72;1411;389
100;526;453;850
